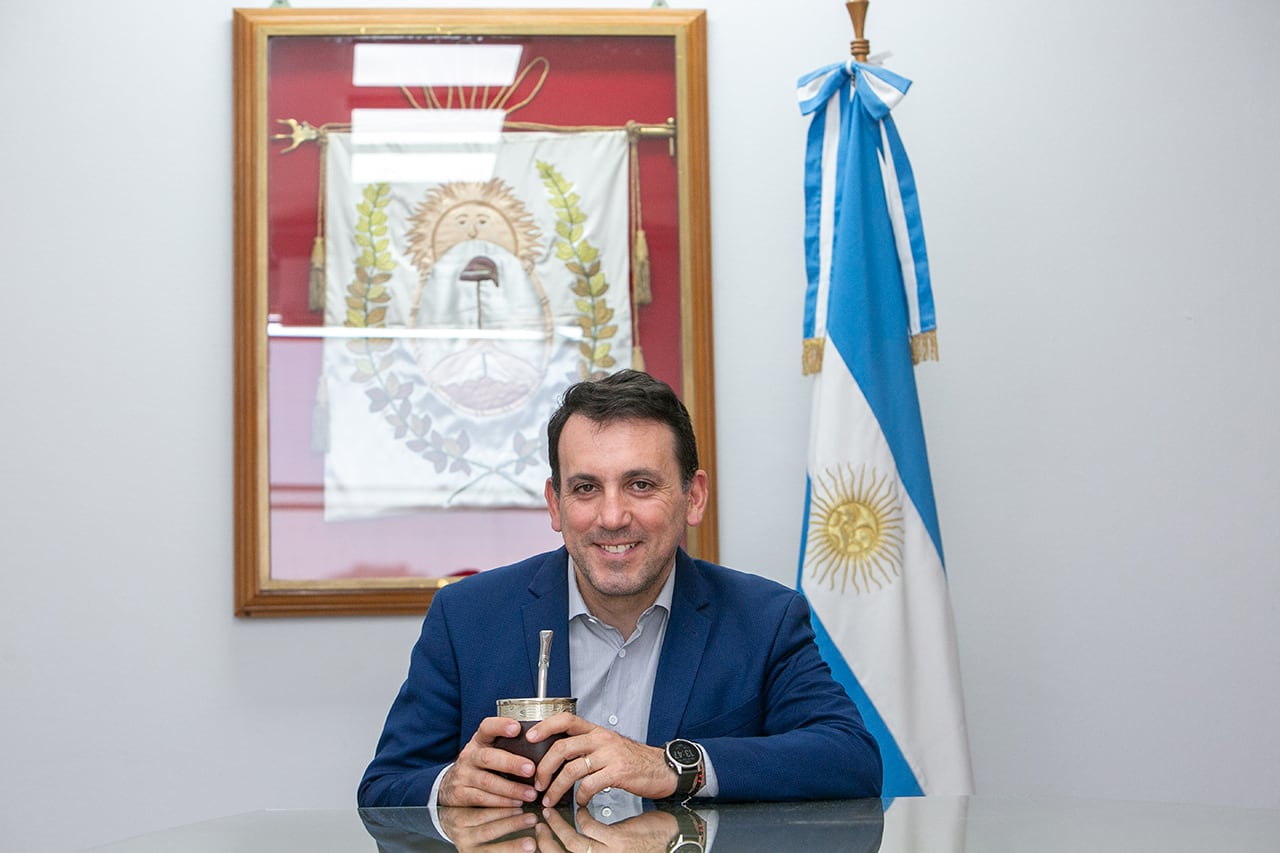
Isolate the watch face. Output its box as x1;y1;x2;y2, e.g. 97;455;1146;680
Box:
668;740;700;765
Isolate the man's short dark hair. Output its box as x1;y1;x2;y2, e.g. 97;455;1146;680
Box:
547;369;700;494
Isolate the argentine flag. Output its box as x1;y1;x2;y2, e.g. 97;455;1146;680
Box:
796;59;973;796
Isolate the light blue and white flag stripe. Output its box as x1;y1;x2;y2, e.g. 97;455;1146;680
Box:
796;59;973;797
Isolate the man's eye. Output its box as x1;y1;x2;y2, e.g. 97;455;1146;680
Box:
631;481;653;492
574;483;597;494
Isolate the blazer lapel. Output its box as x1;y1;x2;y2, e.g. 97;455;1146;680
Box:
647;550;712;744
520;548;573;699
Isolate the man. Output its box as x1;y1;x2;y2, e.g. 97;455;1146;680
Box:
359;370;882;810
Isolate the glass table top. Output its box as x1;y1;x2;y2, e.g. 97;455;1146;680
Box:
89;795;1280;852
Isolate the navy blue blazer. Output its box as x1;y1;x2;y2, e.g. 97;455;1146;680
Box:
358;548;882;806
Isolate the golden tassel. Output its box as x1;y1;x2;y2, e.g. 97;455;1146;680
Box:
632;228;652;305
802;337;825;375
310;131;329;314
308;237;326;312
631;344;646;373
910;329;939;364
628;123;652;306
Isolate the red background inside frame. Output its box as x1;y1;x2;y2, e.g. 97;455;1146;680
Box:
263;33;686;582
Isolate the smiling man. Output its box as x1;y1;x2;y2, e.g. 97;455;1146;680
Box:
548;408;707;640
359;370;882;813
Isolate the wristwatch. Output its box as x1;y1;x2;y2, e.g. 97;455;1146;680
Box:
663;738;706;799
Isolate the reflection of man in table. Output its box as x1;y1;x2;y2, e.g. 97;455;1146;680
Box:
360;799;886;853
359;370;883;812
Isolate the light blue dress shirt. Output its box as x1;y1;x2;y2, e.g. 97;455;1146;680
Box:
567;559;717;817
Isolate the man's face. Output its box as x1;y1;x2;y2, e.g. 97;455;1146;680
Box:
545;415;707;612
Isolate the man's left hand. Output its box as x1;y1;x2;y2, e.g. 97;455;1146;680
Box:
525;712;678;807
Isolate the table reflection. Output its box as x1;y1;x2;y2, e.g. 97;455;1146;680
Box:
360;797;886;852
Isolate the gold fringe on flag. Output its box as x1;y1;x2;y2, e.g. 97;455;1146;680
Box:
802;337;825;375
910;329;939;364
806;332;937;373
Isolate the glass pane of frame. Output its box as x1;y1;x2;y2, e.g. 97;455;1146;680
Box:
233;8;716;616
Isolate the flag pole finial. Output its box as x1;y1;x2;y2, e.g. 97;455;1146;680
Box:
846;0;871;62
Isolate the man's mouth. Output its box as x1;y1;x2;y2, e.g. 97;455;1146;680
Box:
598;543;637;554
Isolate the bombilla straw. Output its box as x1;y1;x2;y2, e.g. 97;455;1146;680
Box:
537;629;552;700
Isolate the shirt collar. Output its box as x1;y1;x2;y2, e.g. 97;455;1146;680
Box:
567;557;677;624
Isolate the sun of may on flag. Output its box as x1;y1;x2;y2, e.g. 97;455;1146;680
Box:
795;58;974;796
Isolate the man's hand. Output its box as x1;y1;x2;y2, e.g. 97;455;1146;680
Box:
436;806;540;853
526;712;679;807
438;716;542;807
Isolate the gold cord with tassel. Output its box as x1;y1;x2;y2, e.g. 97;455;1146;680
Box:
307;132;329;313
627;122;649;371
628;123;653;306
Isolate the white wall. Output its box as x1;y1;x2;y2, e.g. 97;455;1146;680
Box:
2;0;1277;850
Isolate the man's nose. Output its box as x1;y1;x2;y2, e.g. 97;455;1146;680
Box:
598;489;631;529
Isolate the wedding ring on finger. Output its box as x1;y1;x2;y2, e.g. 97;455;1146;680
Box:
583;755;592;773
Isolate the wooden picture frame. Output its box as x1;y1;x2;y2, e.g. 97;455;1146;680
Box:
233;8;716;616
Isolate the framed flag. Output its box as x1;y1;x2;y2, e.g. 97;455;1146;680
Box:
232;8;716;616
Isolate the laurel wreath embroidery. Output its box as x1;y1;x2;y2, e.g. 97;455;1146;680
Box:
536;160;618;379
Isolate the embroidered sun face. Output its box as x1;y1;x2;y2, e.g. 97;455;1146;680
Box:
806;464;905;594
405;179;541;278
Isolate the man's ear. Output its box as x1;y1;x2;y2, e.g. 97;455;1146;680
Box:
684;469;709;527
544;478;563;533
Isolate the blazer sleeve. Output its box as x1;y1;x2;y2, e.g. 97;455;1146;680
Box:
358;595;465;807
694;593;883;801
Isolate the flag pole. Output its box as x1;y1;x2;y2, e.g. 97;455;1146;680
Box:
845;0;871;61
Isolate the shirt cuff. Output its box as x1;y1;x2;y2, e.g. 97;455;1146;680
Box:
695;743;719;798
427;763;454;841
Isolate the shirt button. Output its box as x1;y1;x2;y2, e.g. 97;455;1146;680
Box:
608;714;618;725
601;807;613;818
618;648;627;658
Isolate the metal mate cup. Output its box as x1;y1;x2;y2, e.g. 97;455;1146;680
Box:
496;697;577;722
494;696;577;803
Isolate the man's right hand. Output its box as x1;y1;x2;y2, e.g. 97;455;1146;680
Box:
438;716;542;807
